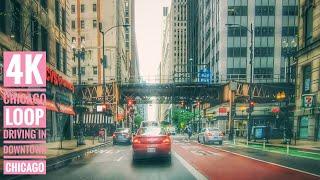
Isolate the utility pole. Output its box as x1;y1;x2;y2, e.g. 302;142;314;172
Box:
248;23;254;141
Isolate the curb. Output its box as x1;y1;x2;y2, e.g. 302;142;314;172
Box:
235;140;320;154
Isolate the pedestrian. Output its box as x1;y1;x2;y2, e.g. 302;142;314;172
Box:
187;125;192;140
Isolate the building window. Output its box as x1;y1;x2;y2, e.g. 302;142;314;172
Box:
282;6;298;16
302;64;311;94
62;9;66;33
31;15;39;51
71;20;76;29
305;0;313;46
72;67;77;75
41;26;49;55
71;5;76;14
40;0;48;10
11;0;22;43
93;4;97;12
255;6;275;16
72;37;76;43
93;66;97;75
81;67;85;75
0;1;6;33
63;48;67;74
81;20;85;29
93;20;97;28
55;0;60;26
56;42;61;71
81;36;85;42
81;4;85;13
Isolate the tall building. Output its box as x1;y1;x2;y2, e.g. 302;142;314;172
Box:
0;0;74;142
70;0;133;85
161;0;188;82
294;0;320;141
194;0;299;83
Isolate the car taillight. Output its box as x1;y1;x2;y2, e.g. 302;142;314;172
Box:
162;137;171;144
206;132;212;136
133;138;141;144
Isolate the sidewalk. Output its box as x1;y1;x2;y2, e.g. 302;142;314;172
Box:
234;137;320;153
0;136;111;171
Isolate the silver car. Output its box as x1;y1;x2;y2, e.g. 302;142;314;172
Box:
197;128;223;145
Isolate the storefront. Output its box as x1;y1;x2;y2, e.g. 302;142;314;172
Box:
46;67;75;142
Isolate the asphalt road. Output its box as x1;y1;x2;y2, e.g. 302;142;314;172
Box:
23;143;196;180
6;136;319;180
173;138;319;180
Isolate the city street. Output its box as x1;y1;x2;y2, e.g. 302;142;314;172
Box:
17;136;319;180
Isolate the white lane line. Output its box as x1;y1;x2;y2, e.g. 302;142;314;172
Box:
173;151;208;180
116;155;124;162
202;144;320;178
105;149;113;154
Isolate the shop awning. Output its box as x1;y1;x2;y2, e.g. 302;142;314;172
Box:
46;100;59;112
57;103;76;115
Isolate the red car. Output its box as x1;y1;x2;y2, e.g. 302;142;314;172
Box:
132;127;171;162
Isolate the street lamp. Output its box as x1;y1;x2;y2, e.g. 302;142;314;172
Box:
226;23;254;141
282;38;297;83
72;39;86;146
99;23;130;104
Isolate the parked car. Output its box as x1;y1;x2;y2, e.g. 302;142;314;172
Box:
140;120;160;128
132;127;171;162
113;128;132;145
197;128;223;145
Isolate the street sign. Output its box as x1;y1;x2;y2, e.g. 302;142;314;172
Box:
199;68;212;83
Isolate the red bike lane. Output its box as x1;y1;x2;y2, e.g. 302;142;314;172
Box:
173;141;319;180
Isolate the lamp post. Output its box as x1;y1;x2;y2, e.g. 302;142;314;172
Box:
282;38;297;83
226;23;254;141
99;23;130;104
72;39;86;146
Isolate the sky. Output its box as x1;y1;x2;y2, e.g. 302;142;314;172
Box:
135;0;163;78
135;0;165;120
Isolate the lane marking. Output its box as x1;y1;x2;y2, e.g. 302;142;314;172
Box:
116;155;124;162
173;151;208;180
200;143;320;178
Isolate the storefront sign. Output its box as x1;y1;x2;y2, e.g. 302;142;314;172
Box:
302;94;315;108
46;67;74;92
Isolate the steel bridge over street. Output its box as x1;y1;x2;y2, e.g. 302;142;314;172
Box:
75;75;295;109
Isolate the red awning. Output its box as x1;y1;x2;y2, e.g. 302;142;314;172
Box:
46;100;59;112
57;103;76;115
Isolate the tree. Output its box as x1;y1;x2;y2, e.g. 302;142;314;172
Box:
134;114;143;128
172;108;195;132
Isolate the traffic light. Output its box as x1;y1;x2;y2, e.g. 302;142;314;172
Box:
249;101;255;113
127;99;135;107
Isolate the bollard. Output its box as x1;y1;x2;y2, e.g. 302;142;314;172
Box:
286;141;289;155
263;139;266;150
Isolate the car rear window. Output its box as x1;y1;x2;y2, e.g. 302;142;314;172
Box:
141;121;159;127
137;127;166;136
208;128;219;132
115;128;129;133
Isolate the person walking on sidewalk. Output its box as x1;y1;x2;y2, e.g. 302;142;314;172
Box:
186;125;192;140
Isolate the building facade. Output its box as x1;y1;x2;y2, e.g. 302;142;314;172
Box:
194;0;299;83
0;0;75;142
70;0;133;85
294;0;320;141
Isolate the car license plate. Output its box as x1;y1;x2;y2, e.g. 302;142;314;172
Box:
147;148;156;153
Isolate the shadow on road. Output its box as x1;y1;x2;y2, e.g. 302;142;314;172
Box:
132;158;172;169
